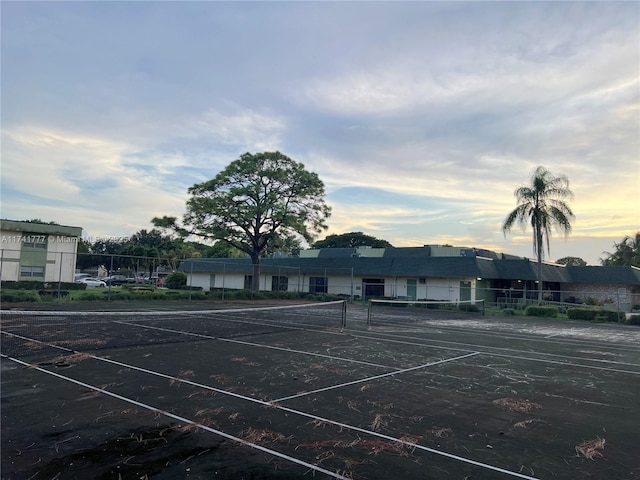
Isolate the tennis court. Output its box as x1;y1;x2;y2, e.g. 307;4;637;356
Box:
2;301;639;479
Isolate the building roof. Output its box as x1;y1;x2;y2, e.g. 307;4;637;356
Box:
180;247;640;286
0;219;82;237
566;265;640;285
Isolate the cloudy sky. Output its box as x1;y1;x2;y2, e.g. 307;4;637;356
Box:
2;1;638;265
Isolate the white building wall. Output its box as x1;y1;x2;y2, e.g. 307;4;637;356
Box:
1;229;22;281
45;237;79;282
187;270;479;303
0;248;21;281
0;228;79;282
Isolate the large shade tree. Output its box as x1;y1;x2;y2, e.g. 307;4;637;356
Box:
154;151;331;291
502;166;575;302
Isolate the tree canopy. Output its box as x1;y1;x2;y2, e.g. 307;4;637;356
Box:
311;232;393;249
155;151;330;290
556;256;587;267
502;166;574;301
601;232;640;267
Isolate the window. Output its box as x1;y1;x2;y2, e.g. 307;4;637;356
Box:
22;235;47;249
309;276;327;294
271;275;288;291
20;266;45;278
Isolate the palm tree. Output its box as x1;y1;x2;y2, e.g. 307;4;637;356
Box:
601;232;640;267
502;166;575;302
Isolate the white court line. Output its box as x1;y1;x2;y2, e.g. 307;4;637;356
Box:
351;331;640;374
544;333;562;339
1;332;539;480
0;353;349;480
272;352;480;403
116;320;399;370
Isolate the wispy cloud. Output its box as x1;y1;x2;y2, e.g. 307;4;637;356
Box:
1;1;637;264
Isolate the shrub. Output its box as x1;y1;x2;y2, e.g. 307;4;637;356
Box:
502;308;515;316
567;308;597;321
525;305;559;317
164;271;187;290
78;291;104;301
104;291;132;301
458;303;480;312
626;314;640;326
583;297;604;306
0;290;41;302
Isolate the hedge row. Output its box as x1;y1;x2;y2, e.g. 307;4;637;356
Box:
525;306;559;317
1;290;41;302
1;280;86;290
79;290;207;301
567;308;625;322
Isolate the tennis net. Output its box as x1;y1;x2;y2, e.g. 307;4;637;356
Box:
367;299;484;326
0;300;346;358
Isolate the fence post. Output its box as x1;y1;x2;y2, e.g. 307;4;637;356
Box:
57;251;63;300
351;267;354;302
108;254;114;301
189;260;193;301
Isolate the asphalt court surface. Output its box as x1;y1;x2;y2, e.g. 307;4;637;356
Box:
2;304;640;479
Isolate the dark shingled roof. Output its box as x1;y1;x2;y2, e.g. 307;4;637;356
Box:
179;250;640;286
566;266;640;285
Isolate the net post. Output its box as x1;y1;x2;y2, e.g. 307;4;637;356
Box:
366;300;372;326
342;300;347;328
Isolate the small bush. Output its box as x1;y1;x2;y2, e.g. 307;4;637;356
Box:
502;308;515;316
0;290;41;302
164;271;187;290
525;305;559;317
596;310;625;323
626;314;640;325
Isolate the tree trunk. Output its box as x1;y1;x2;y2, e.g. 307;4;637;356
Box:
536;230;543;303
250;253;261;292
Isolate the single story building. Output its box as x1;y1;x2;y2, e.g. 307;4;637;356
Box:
0;219;82;283
180;245;640;312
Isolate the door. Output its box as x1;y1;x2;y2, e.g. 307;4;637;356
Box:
363;278;384;298
406;279;417;300
460;281;471;302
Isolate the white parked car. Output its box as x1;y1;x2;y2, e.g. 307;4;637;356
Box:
77;277;107;288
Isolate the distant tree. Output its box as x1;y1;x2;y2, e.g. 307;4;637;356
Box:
556;256;587;266
502;166;575;302
21;219;60;225
203;241;245;259
154;151;330;291
601;232;640;267
311;232;393;249
264;232;304;257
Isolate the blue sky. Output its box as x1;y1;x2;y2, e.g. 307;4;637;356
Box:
2;1;638;265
